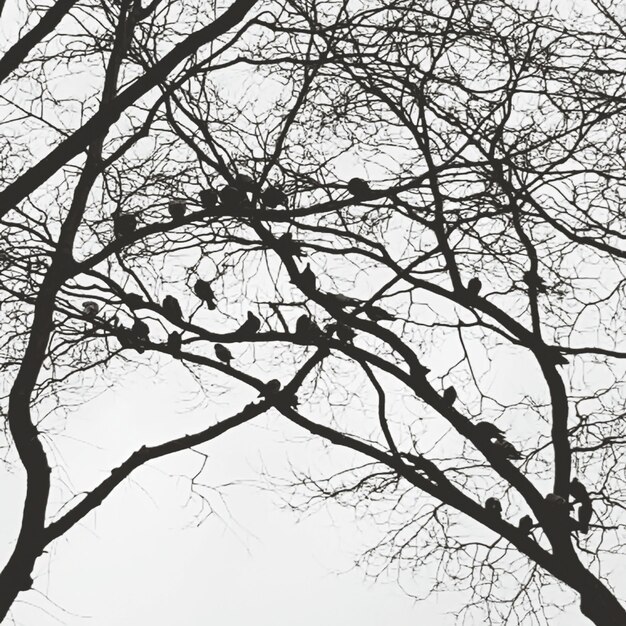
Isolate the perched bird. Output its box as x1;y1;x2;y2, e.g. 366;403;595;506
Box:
475;421;506;441
276;232;303;258
132;319;150;341
467;277;482;297
194;279;216;310
365;305;395;321
491;438;523;460
219;185;247;208
485;497;502;518
263;379;281;395
113;213;137;238
578;500;592;534
518;515;534;534
238;311;261;335
82;301;99;318
442;386;457;405
298;264;316;290
234;173;256;192
523;271;548;293
199;188;219;209
168;199;187;220
125;293;144;309
295;315;321;340
347;177;372;199
570;477;589;503
545;493;569;512
547;347;569;366
167;331;182;355
261;185;288;208
214;343;232;365
163;295;183;320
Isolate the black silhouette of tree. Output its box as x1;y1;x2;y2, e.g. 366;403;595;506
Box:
2;0;626;624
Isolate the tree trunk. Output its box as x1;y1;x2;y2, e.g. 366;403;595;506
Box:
578;574;626;626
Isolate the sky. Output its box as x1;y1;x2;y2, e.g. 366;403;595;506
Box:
1;365;589;626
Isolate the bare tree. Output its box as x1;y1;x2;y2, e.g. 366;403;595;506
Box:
2;0;626;624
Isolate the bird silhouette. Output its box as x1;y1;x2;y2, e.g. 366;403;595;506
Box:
475;421;506;441
132;319;150;341
167;331;182;355
570;478;589;503
545;493;569;514
214;344;232;364
491;438;522;460
299;264;316;290
235;173;256;192
125;293;144;309
347;177;372;199
328;293;358;307
467;277;482;297
163;295;183;320
219;185;247;208
199;189;219;209
263;379;281;395
194;279;217;310
238;311;261;335
518;515;533;534
443;386;457;405
295;315;321;340
276;232;303;258
261;185;288;208
485;497;502;517
82;301;99;318
168;200;187;220
113;213;137;238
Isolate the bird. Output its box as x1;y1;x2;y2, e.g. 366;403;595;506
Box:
193;279;216;310
199;188;219;209
467;277;482;297
219;185;247;208
547;347;569;366
364;305;395;321
167;331;182;355
132;319;150;341
168;199;187;220
276;232;303;258
214;344;232;365
124;293;144;309
442;386;457;405
545;493;569;512
347;177;372;199
237;311;261;335
578;500;592;534
82;301;99;318
263;379;281;396
518;515;533;534
491;438;523;460
298;264;316;290
113;213;137;238
163;295;183;320
261;185;288;208
570;478;589;503
295;315;321;340
485;497;502;518
234;173;256;192
474;421;506;441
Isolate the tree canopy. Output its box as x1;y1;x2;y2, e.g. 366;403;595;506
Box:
1;0;626;624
